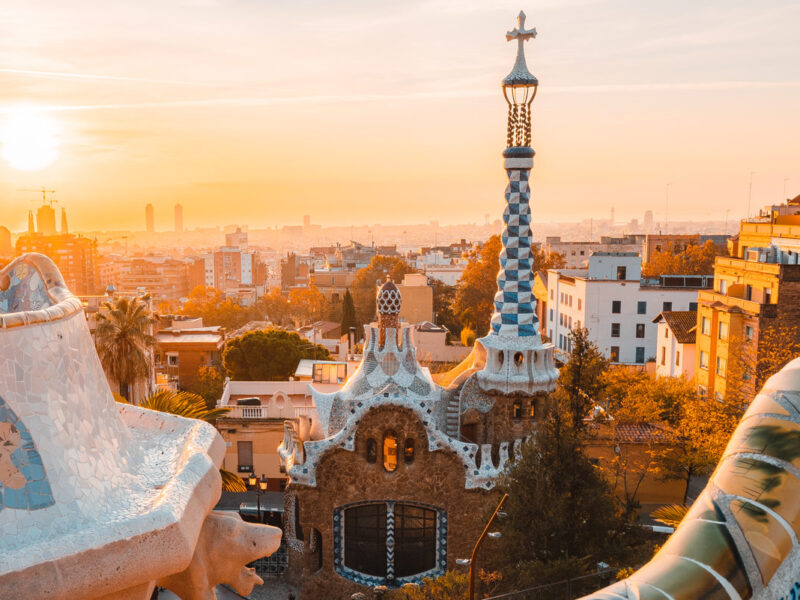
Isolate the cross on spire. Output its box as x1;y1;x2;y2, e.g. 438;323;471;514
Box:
506;10;537;46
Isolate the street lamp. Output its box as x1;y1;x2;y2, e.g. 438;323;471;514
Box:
457;493;508;600
249;471;268;523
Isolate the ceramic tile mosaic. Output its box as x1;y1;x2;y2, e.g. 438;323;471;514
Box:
0;254;225;596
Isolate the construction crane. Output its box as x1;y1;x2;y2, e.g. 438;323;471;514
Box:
18;187;57;207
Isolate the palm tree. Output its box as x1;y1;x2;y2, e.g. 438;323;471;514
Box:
121;390;247;492
95;296;155;402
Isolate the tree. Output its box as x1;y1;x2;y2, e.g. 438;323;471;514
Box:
118;390;246;492
352;256;415;324
429;277;461;339
642;240;721;277
180;285;262;330
260;287;292;327
287;284;327;326
340;289;358;337
727;322;800;407
95;296;155;401
188;366;225;410
385;571;468;600
453;236;502;336
222;329;331;381
558;328;610;431
532;245;566;272
499;393;625;576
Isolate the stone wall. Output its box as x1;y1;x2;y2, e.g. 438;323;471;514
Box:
285;404;497;599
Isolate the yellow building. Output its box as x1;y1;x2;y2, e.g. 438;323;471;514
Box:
695;198;800;401
215;378;343;490
397;273;434;324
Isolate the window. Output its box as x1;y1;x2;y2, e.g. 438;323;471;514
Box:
689;302;698;311
698;385;707;397
701;317;710;335
578;299;582;310
636;324;645;338
383;431;398;472
745;285;753;301
716;357;727;376
404;439;415;464
611;323;620;338
718;322;728;340
512;400;522;419
636;347;645;364
314;363;347;384
617;266;627;280
676;350;681;366
529;400;536;418
550;290;554;300
167;354;179;366
612;300;621;314
719;279;728;294
764;287;772;304
745;325;754;341
663;301;672;311
568;316;572;328
610;346;620;362
664;327;669;338
338;502;444;584
366;438;377;463
237;441;253;473
637;301;646;314
661;347;666;366
700;351;709;369
344;503;388;577
549;309;553;322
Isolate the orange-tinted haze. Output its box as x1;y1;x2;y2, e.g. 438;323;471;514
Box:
0;1;798;232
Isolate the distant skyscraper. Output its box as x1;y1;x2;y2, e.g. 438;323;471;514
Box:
27;211;35;234
61;207;68;234
36;204;57;236
174;203;183;233
145;204;155;233
644;210;654;231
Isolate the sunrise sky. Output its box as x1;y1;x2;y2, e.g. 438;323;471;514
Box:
0;0;798;232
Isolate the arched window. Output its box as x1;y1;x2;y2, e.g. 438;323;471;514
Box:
338;501;444;584
512;400;522;419
383;431;398;472
366;438;377;463
404;438;415;464
529;400;536;419
514;351;524;367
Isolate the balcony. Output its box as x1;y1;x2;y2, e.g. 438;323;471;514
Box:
222;404;317;420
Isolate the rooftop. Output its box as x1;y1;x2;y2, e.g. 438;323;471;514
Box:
653;311;697;344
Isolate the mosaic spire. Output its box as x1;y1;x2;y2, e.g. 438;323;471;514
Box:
490;11;540;338
474;11;557;396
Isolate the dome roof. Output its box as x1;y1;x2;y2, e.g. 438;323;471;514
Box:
376;279;401;315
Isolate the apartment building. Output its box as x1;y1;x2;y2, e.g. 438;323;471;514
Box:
547;253;710;365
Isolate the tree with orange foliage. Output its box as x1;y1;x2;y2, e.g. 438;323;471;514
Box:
642;239;722;277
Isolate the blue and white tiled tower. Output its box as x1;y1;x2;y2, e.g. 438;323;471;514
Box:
476;11;558;396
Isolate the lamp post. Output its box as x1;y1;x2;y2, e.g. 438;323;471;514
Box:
458;493;508;600
248;471;268;523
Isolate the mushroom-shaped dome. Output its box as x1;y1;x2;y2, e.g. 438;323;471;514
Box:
376;279;401;315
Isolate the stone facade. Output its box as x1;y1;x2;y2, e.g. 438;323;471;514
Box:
285;405;496;598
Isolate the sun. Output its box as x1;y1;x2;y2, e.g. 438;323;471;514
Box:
1;108;61;171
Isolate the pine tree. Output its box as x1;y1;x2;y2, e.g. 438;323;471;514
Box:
340;288;358;338
499;394;625;578
559;327;610;432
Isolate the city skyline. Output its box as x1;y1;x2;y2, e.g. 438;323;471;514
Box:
1;1;799;232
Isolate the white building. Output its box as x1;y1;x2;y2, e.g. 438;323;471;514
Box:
546;253;710;365
653;311;697;379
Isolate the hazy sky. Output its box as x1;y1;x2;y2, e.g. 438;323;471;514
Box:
0;0;798;232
